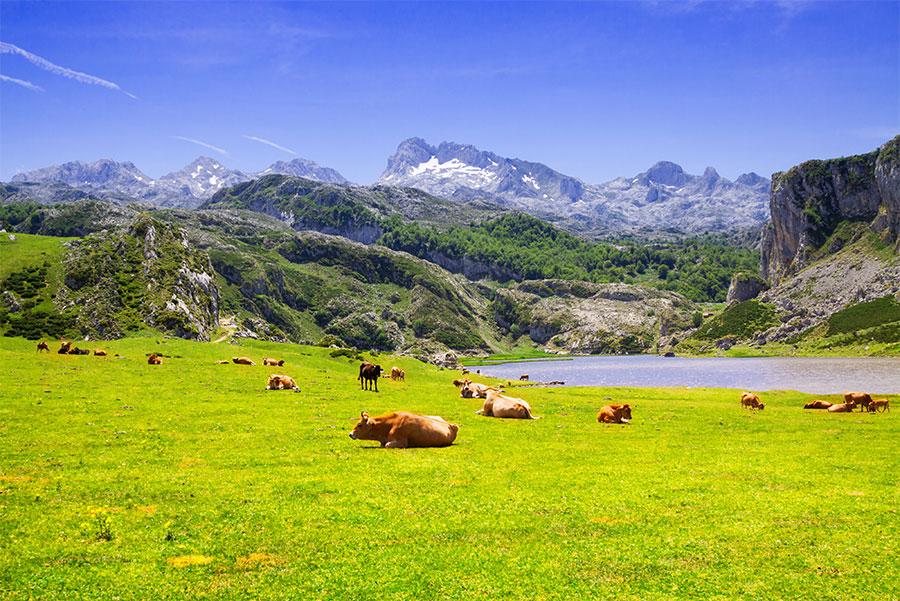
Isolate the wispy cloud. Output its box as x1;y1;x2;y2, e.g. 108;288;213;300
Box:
174;136;229;156
243;135;297;155
0;73;43;92
0;41;137;99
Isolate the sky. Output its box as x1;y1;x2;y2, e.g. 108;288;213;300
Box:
0;1;897;184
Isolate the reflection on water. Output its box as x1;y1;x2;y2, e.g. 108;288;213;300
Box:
481;355;900;394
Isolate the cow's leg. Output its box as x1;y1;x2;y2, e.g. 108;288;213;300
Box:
384;437;407;449
374;378;378;393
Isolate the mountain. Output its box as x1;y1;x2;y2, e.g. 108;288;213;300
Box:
259;158;349;184
7;156;350;208
378;138;770;235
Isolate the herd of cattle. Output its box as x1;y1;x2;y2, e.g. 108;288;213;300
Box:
39;340;891;448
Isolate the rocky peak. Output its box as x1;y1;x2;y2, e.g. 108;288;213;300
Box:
639;161;689;187
260;158;348;185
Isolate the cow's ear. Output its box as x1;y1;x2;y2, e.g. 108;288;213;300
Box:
360;411;369;420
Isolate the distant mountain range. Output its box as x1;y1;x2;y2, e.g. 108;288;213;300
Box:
8;157;349;209
5;139;768;234
379;138;770;234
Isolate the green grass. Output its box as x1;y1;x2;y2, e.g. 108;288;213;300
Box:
0;335;897;600
825;295;900;336
690;299;779;341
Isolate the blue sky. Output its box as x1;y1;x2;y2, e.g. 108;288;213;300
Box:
0;1;897;183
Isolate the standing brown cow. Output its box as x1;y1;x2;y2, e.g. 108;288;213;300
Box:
868;399;890;413
843;392;872;412
36;341;50;352
740;392;764;410
358;362;383;392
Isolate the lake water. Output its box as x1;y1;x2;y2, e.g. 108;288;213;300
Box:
480;355;900;394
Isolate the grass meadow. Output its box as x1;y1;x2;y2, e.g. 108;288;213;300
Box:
0;335;897;599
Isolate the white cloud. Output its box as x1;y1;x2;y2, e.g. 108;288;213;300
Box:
174;136;229;155
0;41;136;98
243;135;297;155
0;73;43;92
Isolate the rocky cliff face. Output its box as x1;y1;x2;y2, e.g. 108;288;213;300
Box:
762;135;900;284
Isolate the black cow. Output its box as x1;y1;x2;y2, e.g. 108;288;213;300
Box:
358;362;384;392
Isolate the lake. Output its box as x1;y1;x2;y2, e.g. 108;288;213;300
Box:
480;355;900;394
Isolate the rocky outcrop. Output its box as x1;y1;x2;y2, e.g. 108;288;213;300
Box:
493;280;696;354
762;135;900;284
57;215;219;340
726;272;767;304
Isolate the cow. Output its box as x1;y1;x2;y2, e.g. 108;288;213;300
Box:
452;379;467;388
390;366;405;382
461;369;470;375
93;349;107;357
232;357;255;366
69;347;90;355
477;390;537;419
263;358;285;367
358;362;383;392
36;341;50;352
597;403;633;424
827;401;856;413
843;392;872;413
215;360;230;365
147;354;162;365
740;392;764;410
519;374;529;381
265;374;300;392
868;399;890;413
58;341;72;354
349;411;458;448
460;380;500;399
803;400;833;410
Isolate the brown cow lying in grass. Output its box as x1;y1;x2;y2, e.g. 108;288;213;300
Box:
147;354;162;365
740;392;764;410
827;401;856;413
459;379;500;399
215;360;230;365
232;357;255;366
477;390;537;419
349;411;458;448
68;347;90;355
58;341;72;354
843;392;872;412
37;341;50;352
358;362;383;392
868;399;890;413
266;374;300;392
597;403;633;424
803;400;833;410
263;358;285;366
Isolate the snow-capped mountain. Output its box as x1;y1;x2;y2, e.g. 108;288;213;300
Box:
260;158;348;185
8;156;350;208
154;157;249;208
379;138;770;234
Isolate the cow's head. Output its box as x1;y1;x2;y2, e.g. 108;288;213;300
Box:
349;411;374;440
757;403;765;411
619;404;633;422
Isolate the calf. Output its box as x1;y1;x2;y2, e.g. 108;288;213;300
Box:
477;390;537;419
460;380;499;399
147;354;162;365
232;357;255;365
358;362;383;392
349;411;458;448
597;403;633;424
390;366;405;382
827;401;856;413
843;392;872;413
868;398;890;413
803;400;833;410
36;341;50;352
740;392;764;410
519;374;529;381
263;358;285;366
266;374;300;392
93;349;107;357
58;341;72;354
